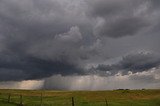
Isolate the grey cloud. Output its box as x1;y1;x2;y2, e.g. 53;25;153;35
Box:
0;52;84;81
87;0;151;38
0;0;160;87
86;0;126;17
97;17;148;38
129;74;159;83
86;0;150;17
94;52;160;75
0;0;91;81
151;0;160;8
128;67;160;84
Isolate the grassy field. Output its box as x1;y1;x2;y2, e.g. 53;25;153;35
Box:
0;89;160;106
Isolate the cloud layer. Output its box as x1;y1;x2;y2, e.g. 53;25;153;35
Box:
94;52;160;76
0;0;160;89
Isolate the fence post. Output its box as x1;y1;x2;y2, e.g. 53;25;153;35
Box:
71;97;75;106
20;95;23;106
105;98;108;106
8;93;11;103
40;92;43;106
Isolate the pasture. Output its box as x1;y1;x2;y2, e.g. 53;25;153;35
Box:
0;89;160;106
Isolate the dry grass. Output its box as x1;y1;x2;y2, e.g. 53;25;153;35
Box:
0;89;160;106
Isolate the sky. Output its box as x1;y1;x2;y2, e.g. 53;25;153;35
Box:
0;0;160;90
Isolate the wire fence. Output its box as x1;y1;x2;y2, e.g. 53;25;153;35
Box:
0;93;109;106
0;92;159;106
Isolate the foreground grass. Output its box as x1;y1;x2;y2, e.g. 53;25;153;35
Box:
0;89;160;106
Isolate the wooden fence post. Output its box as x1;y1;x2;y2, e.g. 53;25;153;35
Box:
71;97;75;106
8;93;11;103
20;95;23;106
105;98;108;106
40;92;43;106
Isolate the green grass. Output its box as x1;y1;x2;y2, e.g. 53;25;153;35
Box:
0;89;160;106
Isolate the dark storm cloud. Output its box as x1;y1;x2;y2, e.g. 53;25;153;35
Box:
151;0;160;8
0;0;90;81
0;0;160;84
87;0;125;16
0;0;81;41
97;17;148;38
0;24;87;81
0;52;84;81
94;52;160;75
87;0;151;38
